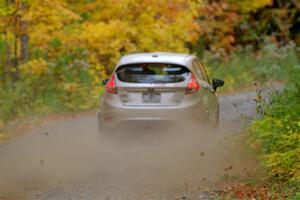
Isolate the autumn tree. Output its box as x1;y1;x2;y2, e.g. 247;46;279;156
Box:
194;0;274;54
66;0;201;73
0;0;24;81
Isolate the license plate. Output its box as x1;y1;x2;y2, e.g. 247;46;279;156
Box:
142;92;161;103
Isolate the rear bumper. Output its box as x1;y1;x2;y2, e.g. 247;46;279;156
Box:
98;101;205;129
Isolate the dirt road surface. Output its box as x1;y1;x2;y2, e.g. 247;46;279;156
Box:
0;91;264;200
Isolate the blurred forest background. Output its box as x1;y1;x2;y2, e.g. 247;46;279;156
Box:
0;0;300;197
0;0;299;122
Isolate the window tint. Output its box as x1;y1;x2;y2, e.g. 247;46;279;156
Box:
116;63;190;83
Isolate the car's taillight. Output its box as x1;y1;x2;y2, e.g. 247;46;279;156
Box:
106;74;118;94
186;74;200;94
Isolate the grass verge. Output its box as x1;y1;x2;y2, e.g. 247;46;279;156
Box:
224;49;300;199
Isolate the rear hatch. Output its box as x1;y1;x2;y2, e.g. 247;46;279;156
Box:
115;63;191;107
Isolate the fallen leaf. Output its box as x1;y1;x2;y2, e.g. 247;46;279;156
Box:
224;166;233;171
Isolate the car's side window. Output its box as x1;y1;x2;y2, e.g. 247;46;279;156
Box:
192;60;204;81
197;60;210;84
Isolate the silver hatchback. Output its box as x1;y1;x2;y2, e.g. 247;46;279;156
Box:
98;52;224;131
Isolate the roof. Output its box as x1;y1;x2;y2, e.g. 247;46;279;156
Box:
117;52;193;67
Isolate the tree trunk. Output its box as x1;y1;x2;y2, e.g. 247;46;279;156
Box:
20;2;29;62
20;25;29;62
12;33;18;81
4;31;11;81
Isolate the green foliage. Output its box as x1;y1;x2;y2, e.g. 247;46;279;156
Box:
249;46;300;194
0;50;103;124
204;42;300;195
205;42;300;92
289;192;300;200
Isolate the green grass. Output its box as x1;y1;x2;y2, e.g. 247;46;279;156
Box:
203;42;300;198
247;45;300;197
204;42;299;92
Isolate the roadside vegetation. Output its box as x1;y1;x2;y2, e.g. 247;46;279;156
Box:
0;0;300;198
205;42;299;92
249;47;300;198
217;44;300;199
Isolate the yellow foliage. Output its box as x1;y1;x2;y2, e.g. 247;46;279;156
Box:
89;64;108;85
66;0;201;71
20;58;48;76
23;0;80;46
1;0;200;73
79;20;133;69
62;82;79;93
230;0;273;13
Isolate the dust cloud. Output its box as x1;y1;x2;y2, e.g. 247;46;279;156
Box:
0;112;256;199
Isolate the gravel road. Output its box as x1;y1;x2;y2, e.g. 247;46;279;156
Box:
0;91;266;200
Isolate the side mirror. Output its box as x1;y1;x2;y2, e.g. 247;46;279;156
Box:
102;79;109;85
212;79;224;91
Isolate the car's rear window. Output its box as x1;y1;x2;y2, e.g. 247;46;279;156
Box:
116;63;190;83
